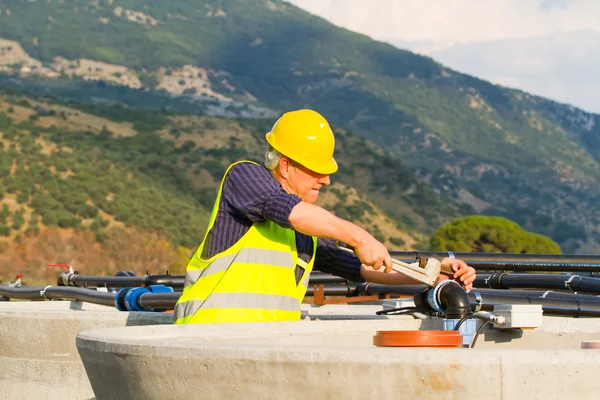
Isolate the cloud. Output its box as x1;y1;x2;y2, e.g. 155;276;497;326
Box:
286;0;600;46
539;0;572;11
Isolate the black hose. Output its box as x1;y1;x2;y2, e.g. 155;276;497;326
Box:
0;285;115;306
475;273;600;294
470;320;493;348
0;285;47;300
355;283;427;297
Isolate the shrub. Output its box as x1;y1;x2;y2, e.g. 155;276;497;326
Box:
430;216;561;254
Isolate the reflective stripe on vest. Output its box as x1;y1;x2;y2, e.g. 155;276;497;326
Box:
184;248;295;286
175;293;300;320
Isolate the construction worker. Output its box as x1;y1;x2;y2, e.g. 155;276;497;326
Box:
174;109;476;324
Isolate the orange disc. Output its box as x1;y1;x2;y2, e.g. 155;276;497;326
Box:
373;330;463;348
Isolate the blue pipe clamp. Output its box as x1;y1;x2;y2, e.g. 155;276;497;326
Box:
115;284;174;312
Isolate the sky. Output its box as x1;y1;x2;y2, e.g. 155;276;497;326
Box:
286;0;600;114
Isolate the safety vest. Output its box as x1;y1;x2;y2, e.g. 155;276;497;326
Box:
174;161;317;324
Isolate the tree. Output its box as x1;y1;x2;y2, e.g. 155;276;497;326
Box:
430;216;561;254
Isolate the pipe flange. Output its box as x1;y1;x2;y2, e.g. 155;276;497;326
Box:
488;272;508;289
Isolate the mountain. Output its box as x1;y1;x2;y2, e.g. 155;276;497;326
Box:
0;0;599;252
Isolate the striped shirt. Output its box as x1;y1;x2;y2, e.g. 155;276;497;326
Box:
202;162;364;282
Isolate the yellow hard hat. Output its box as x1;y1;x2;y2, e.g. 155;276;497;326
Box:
265;109;338;174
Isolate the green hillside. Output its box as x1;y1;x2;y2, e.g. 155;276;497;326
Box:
0;0;598;252
0;89;467;283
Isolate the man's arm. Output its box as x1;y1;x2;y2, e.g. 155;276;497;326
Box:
289;201;393;271
360;258;476;291
314;237;476;290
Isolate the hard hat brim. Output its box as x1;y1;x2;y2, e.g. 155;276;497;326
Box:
266;132;338;175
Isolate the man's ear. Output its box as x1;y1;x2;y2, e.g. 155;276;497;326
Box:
279;157;292;179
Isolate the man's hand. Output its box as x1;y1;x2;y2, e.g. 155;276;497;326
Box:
438;258;476;291
352;234;393;273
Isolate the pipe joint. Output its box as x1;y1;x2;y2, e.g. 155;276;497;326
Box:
57;271;78;287
115;285;174;312
564;275;582;292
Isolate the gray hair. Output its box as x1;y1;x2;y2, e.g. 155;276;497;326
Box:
264;146;283;170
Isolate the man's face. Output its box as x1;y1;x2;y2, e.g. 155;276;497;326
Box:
287;160;331;204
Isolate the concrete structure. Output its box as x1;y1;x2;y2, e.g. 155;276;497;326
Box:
77;306;600;400
0;301;173;400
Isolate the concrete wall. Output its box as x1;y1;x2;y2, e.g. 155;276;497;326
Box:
76;314;600;400
0;301;173;400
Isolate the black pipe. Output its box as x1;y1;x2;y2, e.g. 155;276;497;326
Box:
389;251;600;272
144;275;184;287
472;288;600;301
467;262;600;273
305;284;353;297
390;251;600;264
475;273;600;294
60;274;141;287
58;272;186;289
308;272;347;284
